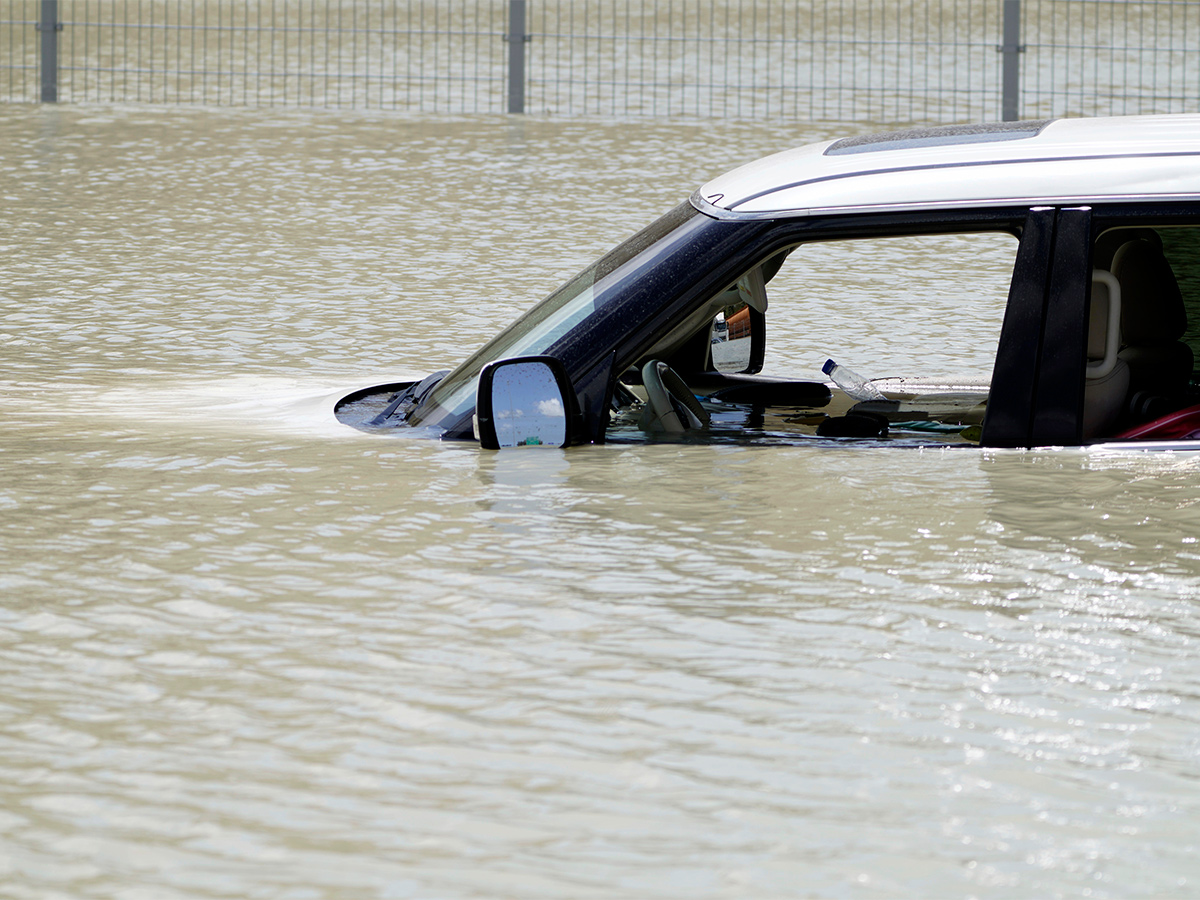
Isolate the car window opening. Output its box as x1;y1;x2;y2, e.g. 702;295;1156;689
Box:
610;230;1016;447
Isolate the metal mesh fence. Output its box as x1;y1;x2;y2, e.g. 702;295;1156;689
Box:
1021;0;1200;119
527;1;1005;121
3;0;1200;123
1;1;508;111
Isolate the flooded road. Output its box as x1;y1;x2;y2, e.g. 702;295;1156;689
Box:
2;104;1200;899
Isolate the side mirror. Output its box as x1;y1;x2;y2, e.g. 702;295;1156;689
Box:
474;356;576;449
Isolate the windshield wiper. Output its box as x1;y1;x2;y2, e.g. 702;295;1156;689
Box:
369;370;449;426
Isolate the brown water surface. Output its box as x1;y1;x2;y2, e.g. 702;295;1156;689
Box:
1;104;1199;899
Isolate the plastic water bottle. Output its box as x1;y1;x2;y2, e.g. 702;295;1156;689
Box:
822;358;886;401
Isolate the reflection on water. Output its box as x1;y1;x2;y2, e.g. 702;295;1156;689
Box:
2;104;1200;899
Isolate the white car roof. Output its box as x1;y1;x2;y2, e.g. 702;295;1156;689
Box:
696;115;1200;217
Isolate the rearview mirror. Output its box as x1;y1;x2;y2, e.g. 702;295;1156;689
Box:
710;304;754;372
475;356;575;449
708;266;767;374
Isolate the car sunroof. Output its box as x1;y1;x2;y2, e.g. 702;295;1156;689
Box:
824;120;1053;156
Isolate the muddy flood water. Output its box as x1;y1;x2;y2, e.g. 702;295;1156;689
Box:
2;103;1200;899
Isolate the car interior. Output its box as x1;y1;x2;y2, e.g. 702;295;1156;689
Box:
610;233;1008;445
1090;228;1200;440
612;226;1200;446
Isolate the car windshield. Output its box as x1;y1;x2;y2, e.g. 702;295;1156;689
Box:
410;202;701;427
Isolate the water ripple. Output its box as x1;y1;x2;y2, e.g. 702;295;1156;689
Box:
1;104;1199;899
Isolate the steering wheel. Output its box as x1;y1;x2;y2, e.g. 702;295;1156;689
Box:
641;359;710;432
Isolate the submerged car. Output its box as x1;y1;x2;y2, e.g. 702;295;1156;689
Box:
336;115;1200;450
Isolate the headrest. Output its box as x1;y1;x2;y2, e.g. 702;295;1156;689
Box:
1093;228;1160;270
1087;270;1120;378
1111;239;1187;344
1087;272;1113;360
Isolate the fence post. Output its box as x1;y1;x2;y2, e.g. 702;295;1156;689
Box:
1000;0;1022;121
38;0;61;102
507;0;527;113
